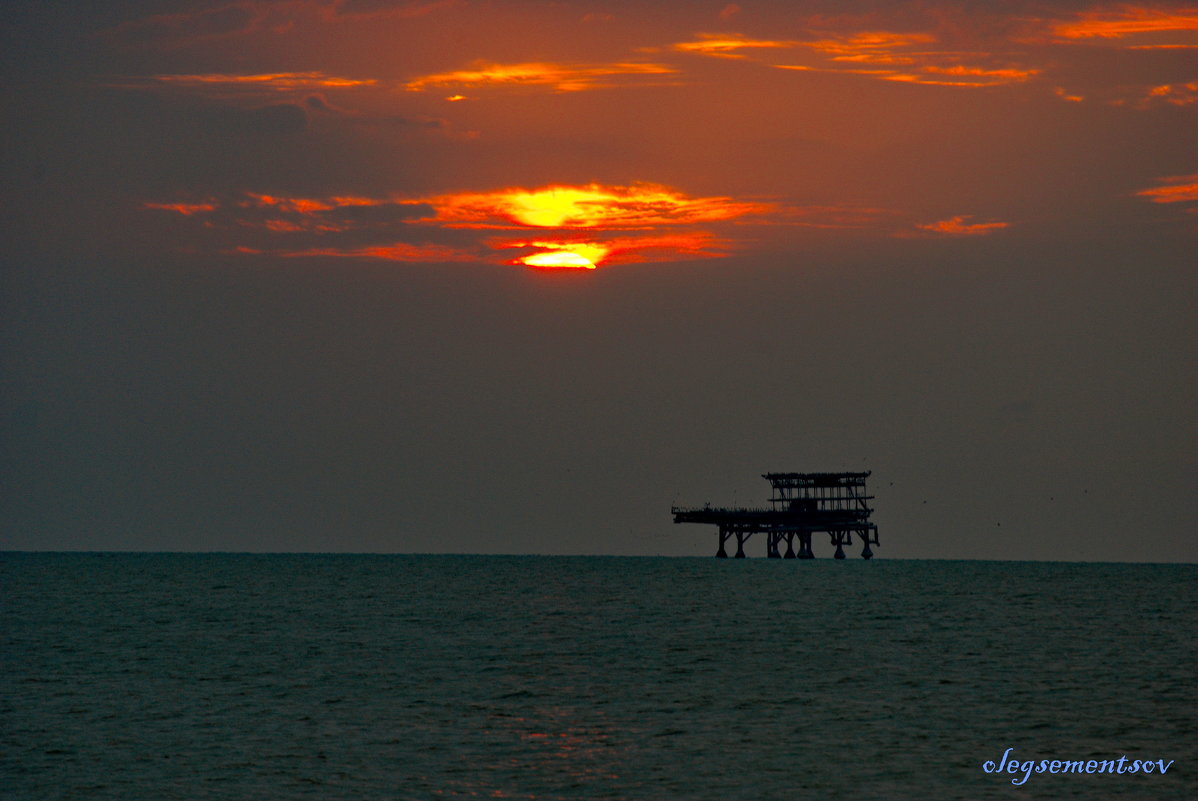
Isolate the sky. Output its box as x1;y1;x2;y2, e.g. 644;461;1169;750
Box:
1;0;1195;560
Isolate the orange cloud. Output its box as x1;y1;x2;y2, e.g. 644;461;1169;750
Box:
146;191;433;240
799;31;936;64
282;243;478;262
778;61;1036;88
149;72;378;90
903;69;1039;87
1053;6;1198;40
328;195;405;207
1142;80;1198;106
917;215;1010;235
262;219;306;232
404;61;677;93
882;65;1040;87
143;201;218;215
776;29;1038;88
242;193;336;213
917;65;1038;81
245;217;350;234
774;64;893;76
418;184;772;230
673;33;799;58
1136;173;1198;203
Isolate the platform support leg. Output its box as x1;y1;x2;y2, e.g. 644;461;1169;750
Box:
783;533;796;559
716;526;729;558
833;533;846;560
735;531;747;558
861;529;874;560
767;532;781;558
798;532;814;559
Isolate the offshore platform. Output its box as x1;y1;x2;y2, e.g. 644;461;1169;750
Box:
672;472;880;559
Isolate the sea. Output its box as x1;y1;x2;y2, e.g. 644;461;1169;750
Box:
2;553;1194;801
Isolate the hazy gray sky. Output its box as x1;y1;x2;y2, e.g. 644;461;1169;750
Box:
2;0;1195;560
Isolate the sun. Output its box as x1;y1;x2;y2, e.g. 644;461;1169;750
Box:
521;251;598;269
506;240;610;269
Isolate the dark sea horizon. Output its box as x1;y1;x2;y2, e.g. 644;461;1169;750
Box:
3;553;1195;800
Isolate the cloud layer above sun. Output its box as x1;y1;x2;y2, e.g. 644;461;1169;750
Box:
80;0;1196;267
145;184;776;269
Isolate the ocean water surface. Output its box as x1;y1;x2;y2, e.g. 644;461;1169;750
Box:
2;554;1195;800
